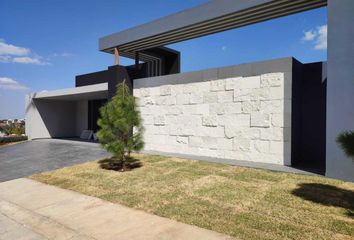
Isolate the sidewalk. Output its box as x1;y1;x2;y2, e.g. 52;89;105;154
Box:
0;178;234;240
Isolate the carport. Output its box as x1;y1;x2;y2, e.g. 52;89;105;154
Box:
25;83;108;140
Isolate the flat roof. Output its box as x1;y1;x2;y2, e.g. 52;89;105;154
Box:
31;83;108;101
99;0;326;55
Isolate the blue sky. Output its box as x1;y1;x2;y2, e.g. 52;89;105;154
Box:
0;0;327;119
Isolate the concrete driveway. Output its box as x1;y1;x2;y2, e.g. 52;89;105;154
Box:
0;139;110;182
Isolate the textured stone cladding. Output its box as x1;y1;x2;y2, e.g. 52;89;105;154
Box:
134;72;292;165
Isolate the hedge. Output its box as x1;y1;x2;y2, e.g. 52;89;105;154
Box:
0;136;28;144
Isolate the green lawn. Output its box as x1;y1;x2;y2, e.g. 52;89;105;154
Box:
30;154;354;240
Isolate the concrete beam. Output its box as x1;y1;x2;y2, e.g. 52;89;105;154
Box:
31;83;108;101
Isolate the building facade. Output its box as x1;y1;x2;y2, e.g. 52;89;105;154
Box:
26;0;354;181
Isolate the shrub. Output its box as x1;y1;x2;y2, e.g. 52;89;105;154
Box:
0;136;28;144
336;131;354;162
97;81;144;170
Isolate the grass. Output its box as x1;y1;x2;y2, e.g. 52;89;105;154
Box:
0;140;27;147
29;154;354;240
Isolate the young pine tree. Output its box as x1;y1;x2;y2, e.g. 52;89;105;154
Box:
97;81;144;169
337;131;354;162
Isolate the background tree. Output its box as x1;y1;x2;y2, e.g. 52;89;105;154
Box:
97;81;144;170
0;123;25;135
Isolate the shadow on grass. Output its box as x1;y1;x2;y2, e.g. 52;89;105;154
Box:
98;156;142;172
292;183;354;217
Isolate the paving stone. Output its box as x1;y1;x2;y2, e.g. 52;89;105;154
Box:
0;139;110;182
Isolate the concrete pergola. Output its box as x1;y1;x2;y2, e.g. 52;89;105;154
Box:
97;0;354;180
99;0;326;56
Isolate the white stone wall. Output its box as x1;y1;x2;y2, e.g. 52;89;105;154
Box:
134;72;292;165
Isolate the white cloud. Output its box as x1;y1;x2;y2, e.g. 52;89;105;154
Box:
301;24;327;50
302;30;316;41
52;52;75;57
0;40;30;56
12;56;49;65
0;77;29;91
0;39;50;65
0;55;11;63
314;25;327;50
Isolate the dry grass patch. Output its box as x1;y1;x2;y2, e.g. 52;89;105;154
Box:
30;154;354;240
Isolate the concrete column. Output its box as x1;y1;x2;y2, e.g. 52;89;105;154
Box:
326;0;354;181
76;101;88;136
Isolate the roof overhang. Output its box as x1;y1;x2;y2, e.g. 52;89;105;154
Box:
99;0;327;56
31;83;108;101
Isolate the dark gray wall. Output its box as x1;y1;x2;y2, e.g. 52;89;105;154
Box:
326;0;354;181
140;47;180;76
75;70;108;87
76;65;133;98
291;61;326;174
76;47;180;98
88;99;107;132
107;66;132;98
76;48;180;88
134;57;294;88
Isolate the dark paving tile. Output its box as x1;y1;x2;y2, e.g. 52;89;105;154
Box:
0;139;110;182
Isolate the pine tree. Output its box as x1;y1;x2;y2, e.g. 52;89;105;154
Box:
97;81;144;170
337;131;354;162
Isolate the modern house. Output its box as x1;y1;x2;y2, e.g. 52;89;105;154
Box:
26;0;354;181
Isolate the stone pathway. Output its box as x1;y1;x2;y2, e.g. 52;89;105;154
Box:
0;178;235;240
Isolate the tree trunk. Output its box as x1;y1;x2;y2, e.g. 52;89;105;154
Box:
121;152;126;169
